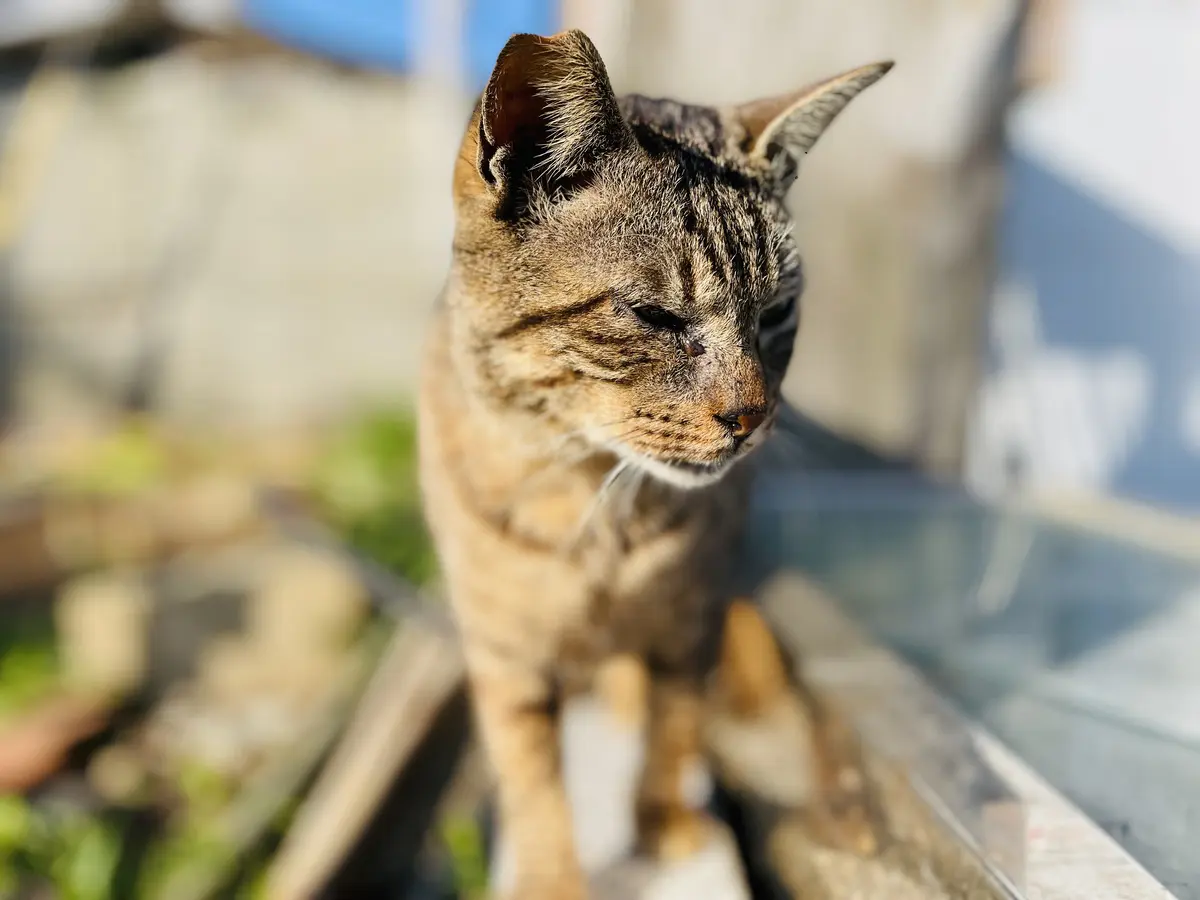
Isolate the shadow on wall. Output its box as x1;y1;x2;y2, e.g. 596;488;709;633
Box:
969;152;1200;511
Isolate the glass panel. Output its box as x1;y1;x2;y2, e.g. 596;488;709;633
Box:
749;472;1200;898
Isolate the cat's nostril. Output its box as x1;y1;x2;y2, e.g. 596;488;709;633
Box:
734;411;766;438
715;410;766;440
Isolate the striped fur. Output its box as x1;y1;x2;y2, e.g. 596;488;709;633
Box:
421;30;890;899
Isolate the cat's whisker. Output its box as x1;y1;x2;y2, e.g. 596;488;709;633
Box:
508;417;658;505
526;415;639;451
511;444;598;501
570;458;631;547
618;467;647;522
607;463;641;530
602;425;651;446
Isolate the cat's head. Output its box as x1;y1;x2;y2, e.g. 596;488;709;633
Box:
450;30;890;488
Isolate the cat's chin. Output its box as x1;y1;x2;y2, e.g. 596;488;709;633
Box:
625;453;737;490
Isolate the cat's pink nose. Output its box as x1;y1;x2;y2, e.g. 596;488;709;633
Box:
715;409;766;440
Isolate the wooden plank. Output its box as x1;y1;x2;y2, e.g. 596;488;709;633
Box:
974;728;1177;900
758;570;1177;899
265;624;465;900
162;654;366;900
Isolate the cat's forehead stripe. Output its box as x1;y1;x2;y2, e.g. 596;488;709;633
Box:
616;95;792;312
678;254;696;308
676;170;780;312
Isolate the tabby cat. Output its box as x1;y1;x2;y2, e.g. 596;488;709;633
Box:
419;29;891;899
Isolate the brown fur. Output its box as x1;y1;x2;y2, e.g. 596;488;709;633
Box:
419;30;890;898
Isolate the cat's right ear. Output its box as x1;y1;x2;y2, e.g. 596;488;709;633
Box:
475;30;629;217
735;61;893;188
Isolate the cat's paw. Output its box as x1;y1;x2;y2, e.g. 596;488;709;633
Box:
809;758;885;857
595;654;649;732
499;876;589;900
635;806;713;863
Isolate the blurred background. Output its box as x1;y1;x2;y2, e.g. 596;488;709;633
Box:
0;0;1197;898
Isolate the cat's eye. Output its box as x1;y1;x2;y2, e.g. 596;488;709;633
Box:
632;304;687;333
759;296;797;330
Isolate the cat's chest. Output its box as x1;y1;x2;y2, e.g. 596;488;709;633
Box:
507;459;745;592
552;516;718;683
573;487;739;627
498;461;674;550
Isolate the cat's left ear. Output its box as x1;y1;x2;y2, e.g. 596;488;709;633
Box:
476;30;630;217
736;61;893;185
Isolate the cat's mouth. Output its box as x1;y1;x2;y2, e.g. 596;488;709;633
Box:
601;412;775;489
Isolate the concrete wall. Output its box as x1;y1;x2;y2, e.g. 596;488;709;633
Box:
6;52;466;431
3;0;1024;468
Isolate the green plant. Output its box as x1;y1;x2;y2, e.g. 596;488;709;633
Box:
0;795;33;896
50;815;122;900
135;827;235;900
0;623;60;720
440;815;489;900
0;802;121;900
0;769;265;900
0;795;31;854
57;420;169;497
313;408;437;585
174;759;234;824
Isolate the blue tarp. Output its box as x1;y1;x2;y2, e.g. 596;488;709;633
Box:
244;0;418;71
463;0;558;90
243;0;558;88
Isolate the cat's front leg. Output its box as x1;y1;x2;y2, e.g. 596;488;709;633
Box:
635;675;713;862
470;665;587;900
706;600;884;857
